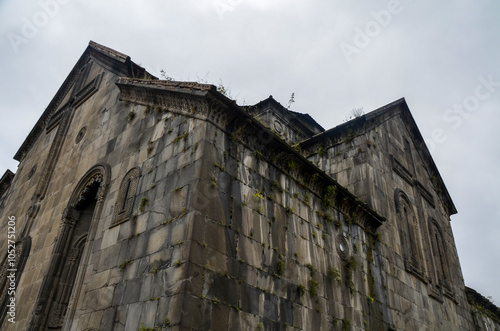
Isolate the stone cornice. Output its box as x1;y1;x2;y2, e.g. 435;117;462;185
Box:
116;78;386;232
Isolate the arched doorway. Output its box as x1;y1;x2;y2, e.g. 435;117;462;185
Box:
29;163;110;331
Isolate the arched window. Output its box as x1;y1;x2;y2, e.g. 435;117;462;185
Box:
111;167;140;227
394;189;425;280
429;219;453;297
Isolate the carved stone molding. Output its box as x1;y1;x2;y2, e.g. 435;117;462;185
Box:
75;173;103;209
73;72;103;109
391;155;413;186
417;182;435;208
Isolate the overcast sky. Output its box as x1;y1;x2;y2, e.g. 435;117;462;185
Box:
1;0;499;304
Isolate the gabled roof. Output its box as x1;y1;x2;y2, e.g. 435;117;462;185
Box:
14;41;156;162
300;98;457;216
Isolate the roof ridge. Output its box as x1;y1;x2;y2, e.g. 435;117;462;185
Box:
89;40;129;62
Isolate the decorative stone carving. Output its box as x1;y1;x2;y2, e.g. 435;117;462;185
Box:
75;126;87;143
336;234;349;260
394;189;426;282
111;167;141;227
27;164;37;179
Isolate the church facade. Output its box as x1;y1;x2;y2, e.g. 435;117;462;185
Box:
0;41;498;330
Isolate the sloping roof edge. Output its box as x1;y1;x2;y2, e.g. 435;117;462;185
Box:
300;98;457;216
13;41;155;162
0;169;15;198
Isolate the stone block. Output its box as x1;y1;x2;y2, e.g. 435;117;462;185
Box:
211;302;230;330
205;248;227;274
124;302;143;331
208;274;238;307
180;295;211;329
147;225;171;255
97;244;121;273
123;278;142;304
86;269;110;291
101;226;120;249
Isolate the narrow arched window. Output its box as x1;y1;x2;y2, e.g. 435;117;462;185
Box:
111;167;140;226
394;189;424;279
429;219;452;294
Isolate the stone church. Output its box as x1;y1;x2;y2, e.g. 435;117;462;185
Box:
0;41;498;330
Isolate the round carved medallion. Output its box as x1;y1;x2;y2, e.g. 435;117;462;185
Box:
75;126;87;143
273;120;283;133
336;234;349;260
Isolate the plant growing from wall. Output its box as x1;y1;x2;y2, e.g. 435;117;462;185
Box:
345;257;358;291
322;185;337;210
303;192;310;207
253;150;263;160
138;322;154;331
341;318;351;331
271;180;283;192
308;279;319;297
305;263;317;277
118;259;131;271
138;197;149;213
127;111;136;123
327;266;341;284
253;190;265;201
172;132;189;144
318;144;326;157
287;159;297;172
147;140;154;154
211;175;218;188
275;259;285;277
344;129;354;144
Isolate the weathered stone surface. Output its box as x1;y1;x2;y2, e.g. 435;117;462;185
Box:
0;41;498;331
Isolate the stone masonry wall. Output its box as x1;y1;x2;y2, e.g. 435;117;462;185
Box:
305;110;476;330
0;49;492;330
169;118;397;330
0;60;211;330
